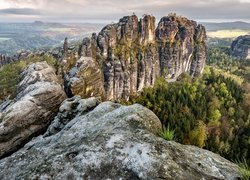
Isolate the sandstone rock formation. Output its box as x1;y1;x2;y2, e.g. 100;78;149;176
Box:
0;50;44;69
0;14;206;101
64;14;206;100
0;61;66;158
64;56;105;99
231;35;250;59
0;54;12;68
0;96;239;179
156;16;206;78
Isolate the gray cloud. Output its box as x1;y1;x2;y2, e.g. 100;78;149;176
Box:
0;0;249;22
0;8;41;15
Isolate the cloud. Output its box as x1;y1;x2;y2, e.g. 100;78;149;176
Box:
0;0;249;22
0;8;41;15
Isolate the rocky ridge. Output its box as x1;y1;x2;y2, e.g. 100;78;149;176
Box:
0;61;66;158
231;35;250;59
0;14;242;180
0;96;239;179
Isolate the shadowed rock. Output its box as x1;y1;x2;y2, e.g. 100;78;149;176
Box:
231;35;250;59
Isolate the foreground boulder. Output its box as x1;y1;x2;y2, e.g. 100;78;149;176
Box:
0;96;239;179
0;61;66;158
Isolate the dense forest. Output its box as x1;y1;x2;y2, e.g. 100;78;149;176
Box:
127;47;250;165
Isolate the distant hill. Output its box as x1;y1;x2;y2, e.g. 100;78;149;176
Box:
0;22;103;55
202;21;250;31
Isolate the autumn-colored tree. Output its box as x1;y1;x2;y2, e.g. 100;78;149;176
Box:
189;121;208;148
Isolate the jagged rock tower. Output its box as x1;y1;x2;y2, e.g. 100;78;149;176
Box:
64;14;206;100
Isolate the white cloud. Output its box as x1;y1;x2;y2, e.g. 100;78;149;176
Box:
0;0;249;22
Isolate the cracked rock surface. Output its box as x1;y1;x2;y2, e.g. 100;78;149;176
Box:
0;96;239;179
0;61;66;158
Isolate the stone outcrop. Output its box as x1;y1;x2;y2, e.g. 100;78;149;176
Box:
0;61;66;158
0;54;12;68
64;56;105;99
231;35;250;59
64;14;206;100
156;16;206;77
0;96;239;179
0;50;44;69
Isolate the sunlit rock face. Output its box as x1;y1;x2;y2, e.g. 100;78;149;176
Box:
156;16;206;78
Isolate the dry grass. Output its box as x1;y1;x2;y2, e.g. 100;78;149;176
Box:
207;29;250;38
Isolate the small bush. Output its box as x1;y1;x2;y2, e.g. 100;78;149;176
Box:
160;125;175;141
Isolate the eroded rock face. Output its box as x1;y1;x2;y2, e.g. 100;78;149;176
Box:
64;56;105;99
94;15;159;100
231;35;250;59
64;14;206;100
0;61;66;158
156;17;206;78
0;96;239;179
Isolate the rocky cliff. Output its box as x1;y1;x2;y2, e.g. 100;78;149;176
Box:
0;96;239;179
63;14;206;100
0;62;66;158
231;35;250;59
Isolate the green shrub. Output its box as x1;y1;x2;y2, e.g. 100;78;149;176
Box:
236;158;250;180
189;121;208;148
160;125;175;141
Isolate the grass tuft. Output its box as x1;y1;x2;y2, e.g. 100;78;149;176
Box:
160;125;175;141
236;158;250;180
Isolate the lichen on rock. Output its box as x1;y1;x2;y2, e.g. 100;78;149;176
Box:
0;96;240;179
0;61;66;158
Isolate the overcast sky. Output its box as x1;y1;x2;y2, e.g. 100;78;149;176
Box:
0;0;249;23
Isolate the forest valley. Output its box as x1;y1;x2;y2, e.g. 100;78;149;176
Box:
127;46;250;166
